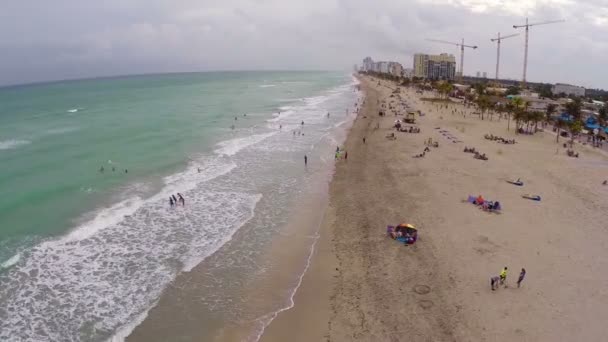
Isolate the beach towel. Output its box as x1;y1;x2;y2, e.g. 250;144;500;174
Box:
467;195;476;204
522;194;541;201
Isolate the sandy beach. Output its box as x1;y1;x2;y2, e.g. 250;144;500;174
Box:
261;75;608;342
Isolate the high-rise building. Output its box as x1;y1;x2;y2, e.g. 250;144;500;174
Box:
476;71;481;78
362;57;374;72
413;53;456;80
482;72;487;79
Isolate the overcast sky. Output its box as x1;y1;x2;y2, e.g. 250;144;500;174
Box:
1;0;606;88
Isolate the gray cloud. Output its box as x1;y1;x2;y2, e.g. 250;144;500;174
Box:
0;0;606;88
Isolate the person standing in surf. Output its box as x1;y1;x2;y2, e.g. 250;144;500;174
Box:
304;155;308;166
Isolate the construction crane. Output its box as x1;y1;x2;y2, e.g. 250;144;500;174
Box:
427;39;477;82
513;18;565;86
490;32;519;81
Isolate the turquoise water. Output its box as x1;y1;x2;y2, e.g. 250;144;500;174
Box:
0;71;358;341
0;71;344;252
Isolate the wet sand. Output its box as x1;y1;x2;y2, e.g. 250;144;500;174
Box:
261;75;608;341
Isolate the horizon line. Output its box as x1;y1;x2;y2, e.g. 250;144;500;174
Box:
0;68;350;89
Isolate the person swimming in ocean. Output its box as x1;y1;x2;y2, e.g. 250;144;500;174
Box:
124;169;128;173
99;166;104;173
112;167;115;172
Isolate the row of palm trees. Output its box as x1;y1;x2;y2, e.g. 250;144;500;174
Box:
361;72;605;143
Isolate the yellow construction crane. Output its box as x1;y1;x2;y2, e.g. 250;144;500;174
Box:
427;38;478;82
490;32;519;81
513;18;565;86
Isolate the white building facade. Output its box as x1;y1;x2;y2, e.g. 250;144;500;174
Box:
552;83;585;97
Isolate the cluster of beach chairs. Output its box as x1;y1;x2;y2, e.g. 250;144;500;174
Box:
394;121;420;133
435;128;462;143
464;147;488;160
484;134;516;144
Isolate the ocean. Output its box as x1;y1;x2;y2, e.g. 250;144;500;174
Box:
0;71;359;341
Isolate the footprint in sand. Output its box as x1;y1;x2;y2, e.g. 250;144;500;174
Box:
419;299;434;309
413;284;431;295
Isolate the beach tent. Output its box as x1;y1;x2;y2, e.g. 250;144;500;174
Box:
558;113;573;123
585;117;600;130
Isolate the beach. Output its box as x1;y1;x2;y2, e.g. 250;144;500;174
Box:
261;75;608;341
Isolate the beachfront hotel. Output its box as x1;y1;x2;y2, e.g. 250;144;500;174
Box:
413;53;456;80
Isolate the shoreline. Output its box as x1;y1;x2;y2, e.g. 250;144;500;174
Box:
261;75;608;341
125;77;360;342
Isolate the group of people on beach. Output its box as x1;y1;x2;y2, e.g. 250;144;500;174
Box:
491;267;526;290
484;134;516;144
464;147;488;160
169;193;185;207
99;166;128;173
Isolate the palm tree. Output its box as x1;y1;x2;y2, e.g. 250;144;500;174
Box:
474;83;486;97
510;97;527;133
565;99;582;122
569;120;583;144
477;95;492;120
599;106;607;127
505;102;515;131
555;119;564;143
546;103;557;124
532;111;544;133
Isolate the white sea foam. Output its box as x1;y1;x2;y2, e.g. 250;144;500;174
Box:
67;108;84;113
63;197;144;242
0;154;249;341
0;186;261;341
107;301;154;342
0;139;30;150
259;84;276;88
214;132;277;156
1;253;20;268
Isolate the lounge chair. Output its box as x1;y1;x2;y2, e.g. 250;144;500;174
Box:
507;180;524;186
522;194;541;201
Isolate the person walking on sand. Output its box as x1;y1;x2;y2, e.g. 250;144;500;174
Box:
304;155;308;166
344;151;348;161
500;266;508;286
490;275;500;291
517;268;526;288
363;137;366;144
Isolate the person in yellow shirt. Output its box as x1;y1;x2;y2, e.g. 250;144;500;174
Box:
499;266;508;286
